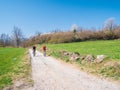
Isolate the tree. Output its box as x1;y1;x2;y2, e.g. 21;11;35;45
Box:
71;24;79;41
12;26;24;47
0;33;11;47
104;17;117;31
103;18;118;39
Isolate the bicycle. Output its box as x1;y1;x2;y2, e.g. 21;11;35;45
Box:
33;46;36;56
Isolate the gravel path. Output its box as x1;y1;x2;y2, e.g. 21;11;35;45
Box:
29;50;120;90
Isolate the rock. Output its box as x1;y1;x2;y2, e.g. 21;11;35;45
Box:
63;52;70;56
69;56;80;61
72;52;80;57
74;52;80;55
70;56;75;61
75;56;80;60
69;52;80;61
80;55;86;60
59;50;70;56
84;55;95;62
96;55;106;63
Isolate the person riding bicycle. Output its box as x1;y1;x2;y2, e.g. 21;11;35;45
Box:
42;45;46;57
33;46;36;56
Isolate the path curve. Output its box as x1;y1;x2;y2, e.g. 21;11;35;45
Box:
29;49;120;90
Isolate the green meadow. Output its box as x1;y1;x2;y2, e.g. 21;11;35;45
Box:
45;40;120;80
0;48;27;89
47;40;120;60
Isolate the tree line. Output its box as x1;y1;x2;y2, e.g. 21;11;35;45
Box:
0;26;24;47
24;18;120;46
1;18;120;48
25;26;120;46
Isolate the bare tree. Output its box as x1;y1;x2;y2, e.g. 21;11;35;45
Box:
103;18;119;39
0;40;2;47
104;17;117;30
12;26;23;47
0;34;6;47
0;33;11;47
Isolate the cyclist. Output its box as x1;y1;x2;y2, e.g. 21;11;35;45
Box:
33;46;36;56
42;45;46;56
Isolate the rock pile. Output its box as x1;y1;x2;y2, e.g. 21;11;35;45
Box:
60;50;106;63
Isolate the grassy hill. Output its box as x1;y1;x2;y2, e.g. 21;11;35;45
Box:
0;48;31;89
46;40;120;60
44;40;120;81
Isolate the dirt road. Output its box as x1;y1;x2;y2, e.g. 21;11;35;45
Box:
29;50;120;90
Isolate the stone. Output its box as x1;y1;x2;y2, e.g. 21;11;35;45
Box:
70;56;75;61
74;52;80;55
63;52;70;56
60;50;70;56
69;56;80;61
96;55;106;63
75;56;80;61
69;55;80;61
80;56;86;60
84;55;95;62
69;52;80;61
72;52;80;57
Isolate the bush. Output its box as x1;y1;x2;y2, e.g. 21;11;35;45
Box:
22;27;120;46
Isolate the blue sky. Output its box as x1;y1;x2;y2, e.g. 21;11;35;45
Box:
0;0;120;37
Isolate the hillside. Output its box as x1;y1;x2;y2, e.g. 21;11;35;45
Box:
41;40;120;81
46;40;120;60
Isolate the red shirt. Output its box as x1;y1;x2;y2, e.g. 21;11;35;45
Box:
43;46;46;51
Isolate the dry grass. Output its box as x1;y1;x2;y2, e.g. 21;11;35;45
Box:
11;50;33;88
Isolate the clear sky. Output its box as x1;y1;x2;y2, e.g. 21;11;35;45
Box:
0;0;120;37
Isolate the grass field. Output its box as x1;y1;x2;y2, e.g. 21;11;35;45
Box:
44;40;120;80
0;48;30;89
46;40;120;60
